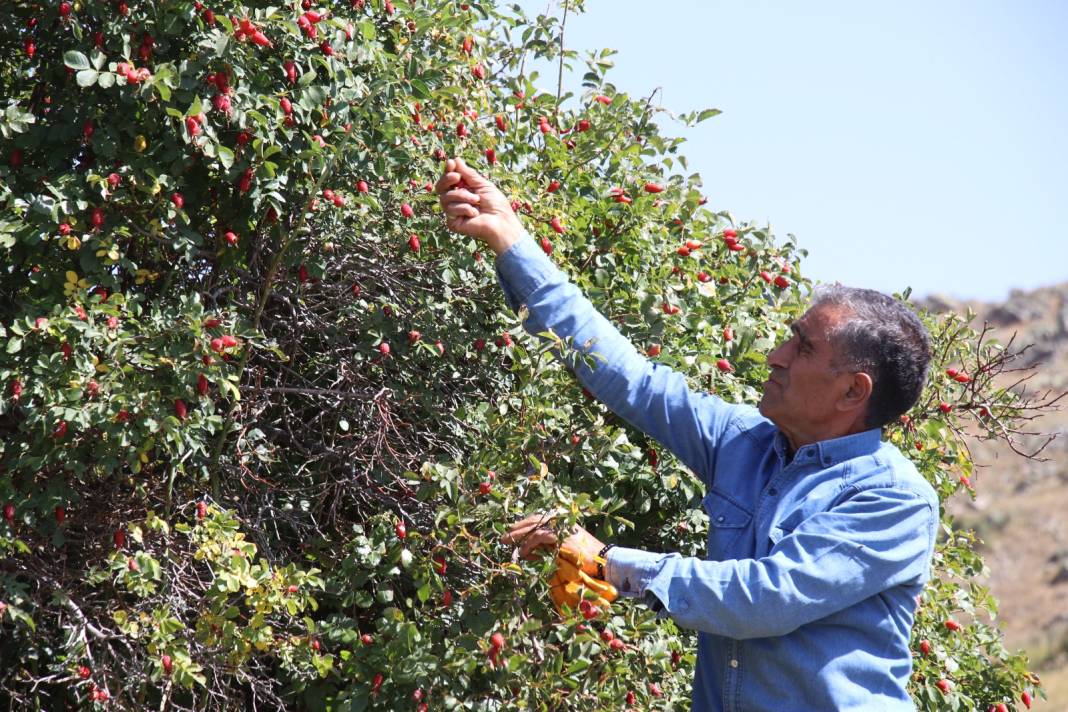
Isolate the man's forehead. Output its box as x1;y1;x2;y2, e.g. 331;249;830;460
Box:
796;304;851;339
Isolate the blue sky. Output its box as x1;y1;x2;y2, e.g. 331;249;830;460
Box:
512;1;1068;302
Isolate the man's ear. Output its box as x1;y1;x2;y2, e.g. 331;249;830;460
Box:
838;371;873;413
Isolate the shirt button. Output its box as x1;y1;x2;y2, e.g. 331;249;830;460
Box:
716;515;725;523
730;659;739;668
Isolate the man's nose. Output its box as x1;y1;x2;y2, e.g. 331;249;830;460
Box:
767;341;791;370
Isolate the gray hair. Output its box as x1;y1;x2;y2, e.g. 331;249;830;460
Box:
810;285;932;429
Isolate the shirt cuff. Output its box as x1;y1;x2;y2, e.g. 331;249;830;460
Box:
492;231;563;314
605;546;666;600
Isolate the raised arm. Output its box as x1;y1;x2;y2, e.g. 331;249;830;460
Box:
436;159;739;483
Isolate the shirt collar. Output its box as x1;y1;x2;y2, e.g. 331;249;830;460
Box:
773;427;883;468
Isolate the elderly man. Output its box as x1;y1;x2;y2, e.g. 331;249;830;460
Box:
437;158;938;711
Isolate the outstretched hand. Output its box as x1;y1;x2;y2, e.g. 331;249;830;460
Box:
502;513;607;578
435;157;523;255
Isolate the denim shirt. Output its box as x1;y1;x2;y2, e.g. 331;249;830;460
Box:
494;233;939;712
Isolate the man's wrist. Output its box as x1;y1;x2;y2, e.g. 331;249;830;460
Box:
487;220;524;256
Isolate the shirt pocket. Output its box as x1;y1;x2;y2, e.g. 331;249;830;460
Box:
702;488;753;561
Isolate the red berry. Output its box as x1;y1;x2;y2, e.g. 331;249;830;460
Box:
495;114;507;131
224;231;238;245
648;682;663;698
401;203;414;218
774;275;790;289
625;690;636;706
371;672;384;694
594;95;612;105
644;182;664;193
171;193;184;209
395;521;406;539
185;116;201;136
298;264;309;283
461;36;473;54
490;632;505;650
378;342;391;356
716;358;733;373
919;639;931;655
356;180;369;193
361;633;374;646
55;505;66;524
549;216;564;234
79;665;91;679
90;207;105;228
540;237;552;255
114;528;126;547
600;629;614;643
408;330;421;345
609;638;625;651
197;501;208;519
53;420;68;439
408;234;421;252
547;180;560;193
3;503;15;524
287;584;299;594
1022;691;1032;709
174;399;188;420
759;270;773;284
161;654;173;676
939;402;952;413
647;344;661;357
577;119;591;132
936;679;951;695
128;557;139;572
478;481;492;495
471;64;485;80
442;589;453;606
944;619;961;631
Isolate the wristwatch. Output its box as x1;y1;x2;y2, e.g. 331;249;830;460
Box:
596;543;615;580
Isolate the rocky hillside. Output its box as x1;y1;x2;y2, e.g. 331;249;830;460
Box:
923;283;1068;710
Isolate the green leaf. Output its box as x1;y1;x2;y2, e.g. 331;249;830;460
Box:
64;51;91;70
76;70;99;87
6;337;21;354
697;108;722;122
97;72;116;89
217;145;234;169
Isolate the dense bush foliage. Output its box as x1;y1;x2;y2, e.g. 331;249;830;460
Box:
0;1;1045;709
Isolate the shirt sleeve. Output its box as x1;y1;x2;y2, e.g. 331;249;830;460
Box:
605;486;937;639
493;232;738;484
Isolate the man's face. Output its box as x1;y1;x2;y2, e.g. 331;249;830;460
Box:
758;304;855;443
